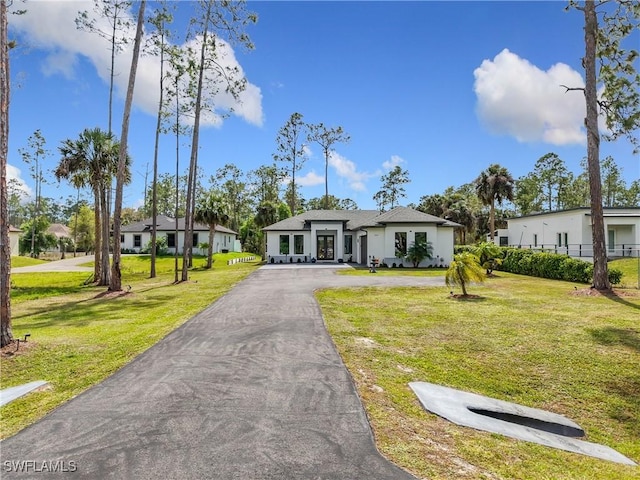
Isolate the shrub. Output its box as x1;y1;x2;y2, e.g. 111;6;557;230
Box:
608;268;623;285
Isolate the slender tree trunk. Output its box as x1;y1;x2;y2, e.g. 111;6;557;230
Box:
93;185;102;282
174;81;180;284
0;0;13;347
182;7;211;282
150;24;165;279
584;1;610;291
489;198;496;241
324;148;329;209
207;226;214;268
99;186;110;285
73;188;79;257
111;0;145;292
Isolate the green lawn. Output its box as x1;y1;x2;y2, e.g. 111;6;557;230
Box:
610;257;640;289
339;265;447;277
10;256;48;268
1;253;261;440
318;272;640;480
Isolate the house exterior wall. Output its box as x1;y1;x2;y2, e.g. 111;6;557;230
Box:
9;232;20;256
265;231;313;263
499;208;639;258
122;230;238;255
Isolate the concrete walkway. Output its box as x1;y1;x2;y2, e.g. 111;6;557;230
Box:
1;265;444;479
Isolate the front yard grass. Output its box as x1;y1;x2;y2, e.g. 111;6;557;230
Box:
610;257;639;289
340;265;447;277
1;253;261;440
318;272;640;480
10;256;48;268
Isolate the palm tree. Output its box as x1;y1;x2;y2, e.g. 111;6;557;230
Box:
56;128;129;285
405;240;433;268
472;241;503;275
445;252;485;297
475;164;514;242
194;193;229;269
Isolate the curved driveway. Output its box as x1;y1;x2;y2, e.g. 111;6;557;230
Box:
11;255;94;273
1;265;444;479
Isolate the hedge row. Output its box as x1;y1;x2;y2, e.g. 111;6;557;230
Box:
454;246;622;285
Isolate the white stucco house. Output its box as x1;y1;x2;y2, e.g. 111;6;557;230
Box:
9;225;21;256
121;216;240;254
262;206;460;266
491;207;640;258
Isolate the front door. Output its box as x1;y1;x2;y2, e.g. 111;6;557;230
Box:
317;235;334;260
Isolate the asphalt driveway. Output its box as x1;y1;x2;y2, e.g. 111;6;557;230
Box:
1;265;444;479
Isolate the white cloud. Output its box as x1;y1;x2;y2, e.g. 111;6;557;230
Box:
382;154;405;171
329;152;376;192
9;1;263;127
297;171;324;187
7;164;33;199
473;49;586;146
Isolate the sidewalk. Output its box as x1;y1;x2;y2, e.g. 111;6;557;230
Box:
1;266;444;478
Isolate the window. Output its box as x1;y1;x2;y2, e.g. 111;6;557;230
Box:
167;233;176;248
280;235;290;254
120;234;124;243
133;235;141;248
534;234;538;247
193;233;199;247
557;233;562;247
223;235;227;247
294;235;304;254
395;232;407;256
415;232;427;245
499;236;508;246
563;233;568;248
344;235;352;255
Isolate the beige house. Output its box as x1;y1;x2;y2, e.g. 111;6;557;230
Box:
9;225;21;256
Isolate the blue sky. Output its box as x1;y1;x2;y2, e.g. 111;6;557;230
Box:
7;1;639;212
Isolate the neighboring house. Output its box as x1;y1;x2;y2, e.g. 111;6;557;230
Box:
9;225;21;256
46;223;72;254
121;216;240;254
263;206;460;266
490;207;640;258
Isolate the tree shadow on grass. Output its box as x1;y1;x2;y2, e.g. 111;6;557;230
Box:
589;327;640;352
447;294;487;302
602;291;640;311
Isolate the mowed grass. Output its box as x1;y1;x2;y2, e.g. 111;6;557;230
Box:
318;272;640;480
339;265;447;277
10;256;48;268
1;253;261;440
610;257;640;289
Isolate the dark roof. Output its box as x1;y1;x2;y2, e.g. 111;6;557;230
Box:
263;206;460;231
122;216;237;235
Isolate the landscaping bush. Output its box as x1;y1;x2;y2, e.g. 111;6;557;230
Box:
496;247;613;285
497;248;593;283
608;268;623;285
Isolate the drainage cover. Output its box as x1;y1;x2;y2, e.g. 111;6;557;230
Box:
409;381;636;466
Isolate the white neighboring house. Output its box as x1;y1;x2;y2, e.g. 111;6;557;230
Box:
262;206;460;266
491;207;640;258
9;225;21;256
121;216;240;254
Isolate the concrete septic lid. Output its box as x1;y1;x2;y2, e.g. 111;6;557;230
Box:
409;381;636;466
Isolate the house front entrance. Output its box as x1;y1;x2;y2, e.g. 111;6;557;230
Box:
317;235;334;260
